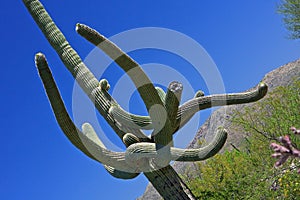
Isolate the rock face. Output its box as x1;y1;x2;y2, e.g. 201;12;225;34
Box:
190;58;300;149
138;59;300;200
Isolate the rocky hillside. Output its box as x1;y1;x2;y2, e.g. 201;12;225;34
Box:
138;59;300;200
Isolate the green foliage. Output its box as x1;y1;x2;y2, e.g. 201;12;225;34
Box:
185;140;277;199
276;166;300;199
278;0;300;39
233;79;300;143
184;80;300;199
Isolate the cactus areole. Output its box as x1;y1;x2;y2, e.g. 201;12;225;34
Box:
23;0;268;199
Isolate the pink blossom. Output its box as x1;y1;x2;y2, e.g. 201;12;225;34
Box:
270;127;300;170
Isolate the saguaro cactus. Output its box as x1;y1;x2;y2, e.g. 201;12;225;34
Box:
23;0;268;199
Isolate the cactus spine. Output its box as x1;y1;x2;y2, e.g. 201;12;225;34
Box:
23;0;268;199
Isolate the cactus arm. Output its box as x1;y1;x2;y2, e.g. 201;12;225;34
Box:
151;81;183;148
108;86;166;130
102;166;139;179
109;105;153;130
155;86;166;103
76;23;174;145
78;127;137;173
82;123;104;147
177;82;268;127
171;128;227;161
82;123;140;179
125;128;227;168
164;81;183;133
35;52;139;176
35;53;94;159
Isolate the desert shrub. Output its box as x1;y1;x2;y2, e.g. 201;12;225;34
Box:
185;80;300;199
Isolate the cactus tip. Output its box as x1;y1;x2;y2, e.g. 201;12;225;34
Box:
194;90;205;98
75;23;83;32
99;79;110;91
256;82;268;98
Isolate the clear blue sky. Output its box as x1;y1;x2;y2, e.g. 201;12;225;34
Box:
1;0;299;200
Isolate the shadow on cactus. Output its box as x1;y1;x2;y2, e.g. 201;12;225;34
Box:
23;0;268;199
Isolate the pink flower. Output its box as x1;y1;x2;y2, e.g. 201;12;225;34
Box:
270;127;300;170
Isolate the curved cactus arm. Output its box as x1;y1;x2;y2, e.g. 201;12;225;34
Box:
124;128;227;172
22;0;149;141
108;86;167;130
171;127;227;161
77;128;137;173
123;133;141;146
76;23;161;107
155;86;166;103
151;81;183;147
35;52;138;174
76;23;172;134
165;81;183;127
82;123;104;147
23;0;98;95
177;82;268;128
35;53;94;159
102;165;139;179
117;124;152;143
109;105;153;130
82;123;139;179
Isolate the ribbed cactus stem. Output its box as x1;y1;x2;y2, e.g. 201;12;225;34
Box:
109;105;153;130
35;53;94;159
76;23;171;133
81;123;105;147
82;123;139;179
151;81;183;148
177;83;268;127
173;127;227;161
23;0;98;95
22;0;149;141
123;133;140;146
108;86;166;130
144;166;196;200
155;86;166;102
103;165;139;179
165;81;183;127
124;128;227;166
35;53;138;174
